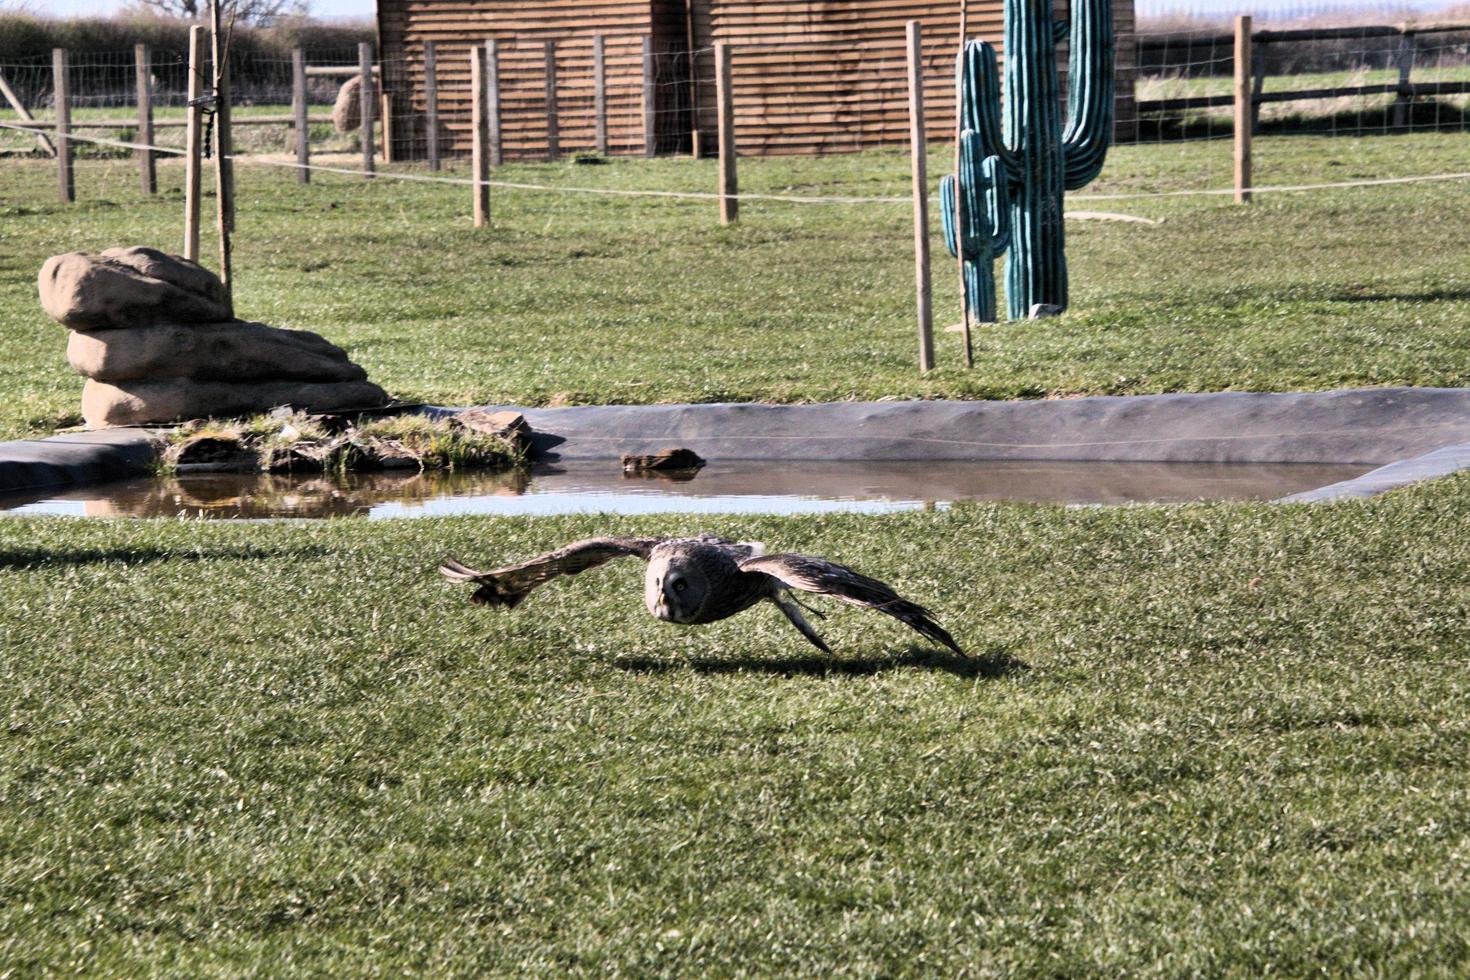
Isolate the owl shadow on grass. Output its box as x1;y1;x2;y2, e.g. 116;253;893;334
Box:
615;644;1025;680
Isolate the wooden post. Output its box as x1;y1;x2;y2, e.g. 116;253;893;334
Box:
592;35;607;155
424;40;440;170
184;26;204;260
0;72;56;155
484;39;502;166
53;48;72;203
1393;30;1415;129
1250;41;1266;133
470;45;491;227
715;42;737;225
211;0;235;298
358;42;375;176
381;89;394;163
1233;15;1252;205
135;44;156;194
292;48;310;183
544;40;559;161
642;35;656;157
906;21;934;372
684;0;701;157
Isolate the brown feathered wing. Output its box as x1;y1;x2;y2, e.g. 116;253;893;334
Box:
740;553;963;655
440;536;664;607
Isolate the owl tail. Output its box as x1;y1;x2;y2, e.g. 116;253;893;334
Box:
438;556;529;608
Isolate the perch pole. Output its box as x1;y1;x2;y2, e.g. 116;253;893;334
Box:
955;0;972;367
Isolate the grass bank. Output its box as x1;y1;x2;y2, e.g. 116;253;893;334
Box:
2;132;1469;440
2;476;1469;972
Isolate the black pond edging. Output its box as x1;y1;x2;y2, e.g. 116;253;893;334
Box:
6;387;1470;507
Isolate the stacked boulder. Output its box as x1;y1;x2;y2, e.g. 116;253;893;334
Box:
39;247;388;428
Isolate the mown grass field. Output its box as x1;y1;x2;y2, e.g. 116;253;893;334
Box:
2;134;1470;974
3;132;1470;440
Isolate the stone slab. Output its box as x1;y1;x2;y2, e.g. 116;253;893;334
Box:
427;387;1470;466
1278;441;1470;503
0;429;160;495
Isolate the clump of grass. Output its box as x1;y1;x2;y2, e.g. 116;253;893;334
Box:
157;410;524;475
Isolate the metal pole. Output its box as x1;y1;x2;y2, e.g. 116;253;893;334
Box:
955;0;972;366
424;40;439;170
907;21;934;372
470;45;490;227
358;42;376;176
642;36;656;157
544;40;559;161
593;35;607;155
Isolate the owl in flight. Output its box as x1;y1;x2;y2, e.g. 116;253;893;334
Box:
439;534;962;655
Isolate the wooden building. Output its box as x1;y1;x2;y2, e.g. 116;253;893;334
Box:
376;0;1136;161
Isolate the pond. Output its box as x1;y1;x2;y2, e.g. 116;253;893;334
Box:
0;459;1374;519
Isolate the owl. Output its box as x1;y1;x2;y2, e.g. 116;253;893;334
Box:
439;533;962;655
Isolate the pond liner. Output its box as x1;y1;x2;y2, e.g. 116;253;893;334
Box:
5;386;1470;505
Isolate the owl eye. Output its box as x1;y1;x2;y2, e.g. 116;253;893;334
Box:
674;580;687;593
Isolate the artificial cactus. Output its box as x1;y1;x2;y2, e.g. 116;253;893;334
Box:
941;0;1115;322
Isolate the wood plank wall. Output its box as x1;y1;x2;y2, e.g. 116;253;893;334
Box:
378;0;1137;160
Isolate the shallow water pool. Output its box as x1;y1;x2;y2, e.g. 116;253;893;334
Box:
0;459;1373;519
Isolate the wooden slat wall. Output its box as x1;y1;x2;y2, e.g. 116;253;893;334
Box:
378;0;1137;159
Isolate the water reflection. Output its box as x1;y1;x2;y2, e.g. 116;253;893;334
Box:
0;459;1373;520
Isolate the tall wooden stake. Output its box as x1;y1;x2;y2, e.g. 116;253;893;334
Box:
470;45;491;227
642;36;656;157
184;26;204;261
424;40;440;170
0;71;56;155
292;47;310;183
544;40;559;160
53;48;73;203
715;42;737;224
1234;15;1252;205
135;44;156;194
684;0;701;157
358;42;376;177
907;21;934;372
593;35;608;155
955;0;972;367
485;39;502;166
211;0;235;300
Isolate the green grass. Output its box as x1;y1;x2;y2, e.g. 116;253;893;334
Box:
4;132;1470;441
2;476;1470;973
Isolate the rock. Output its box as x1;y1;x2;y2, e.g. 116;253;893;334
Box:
83;379;389;429
39;247;232;329
67;321;367;384
621;447;706;474
450;409;532;454
332;75;362;133
1029;303;1064;320
167;432;259;472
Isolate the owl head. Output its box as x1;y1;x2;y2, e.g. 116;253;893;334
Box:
644;553;710;624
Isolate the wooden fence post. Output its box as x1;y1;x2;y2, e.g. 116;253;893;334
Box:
470;44;491;227
424;40;439;170
184;26;204;260
292;48;310;183
906;21;933;372
485;39;502;166
715;42;737;224
1393;29;1415;129
593;35;607;155
642;36;656;157
381;89;394;163
135;44;156;194
53;48;72;203
358;42;375;176
544;40;559;160
0;71;55;155
211;0;235;299
1233;15;1252;205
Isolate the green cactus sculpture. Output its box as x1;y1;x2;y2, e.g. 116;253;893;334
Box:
941;0;1115;322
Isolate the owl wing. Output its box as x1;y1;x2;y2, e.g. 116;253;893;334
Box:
739;553;963;655
440;536;664;608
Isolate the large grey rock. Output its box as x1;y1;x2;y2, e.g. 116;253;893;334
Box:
68;321;367;384
39;246;232;329
83;378;389;428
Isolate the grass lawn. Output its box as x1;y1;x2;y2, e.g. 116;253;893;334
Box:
2;478;1469;973
3;132;1470;440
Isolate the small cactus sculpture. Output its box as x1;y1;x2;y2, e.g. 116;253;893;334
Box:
941;0;1115;322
